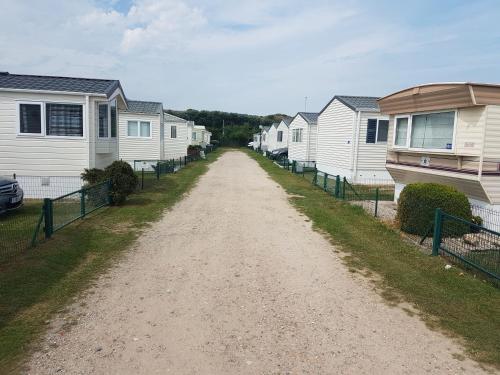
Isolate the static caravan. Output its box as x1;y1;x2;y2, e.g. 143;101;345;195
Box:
0;72;127;198
163;112;188;159
316;96;391;184
268;118;291;152
192;125;211;148
252;133;261;150
118;100;163;171
288;112;318;163
378;82;500;211
260;126;271;152
186;121;194;146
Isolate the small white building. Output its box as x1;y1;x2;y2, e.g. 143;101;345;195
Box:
118;100;164;171
0;72;127;198
267;117;291;152
316;96;392;184
252;133;261;150
260;126;271;152
192;125;211;148
163;112;189;160
288;112;318;162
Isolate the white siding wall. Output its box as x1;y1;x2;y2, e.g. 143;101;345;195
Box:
354;112;392;182
261;130;269;151
288;116;308;161
118;111;161;165
0;91;90;177
267;126;277;151
275;121;289;150
164;120;188;159
316;99;356;176
308;124;317;161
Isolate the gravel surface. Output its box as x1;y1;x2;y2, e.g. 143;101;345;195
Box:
25;151;488;374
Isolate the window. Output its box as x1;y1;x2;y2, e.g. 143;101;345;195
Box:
263;134;266;141
127;121;151;138
192;132;197;140
277;130;283;142
171;125;177;138
292;128;303;142
410;111;455;150
394;117;409;147
45;103;83;137
98;103;108;138
19;103;42;134
110;100;117;138
366;119;388;144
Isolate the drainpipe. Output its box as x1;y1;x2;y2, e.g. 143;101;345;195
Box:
351;111;362;182
85;95;92;168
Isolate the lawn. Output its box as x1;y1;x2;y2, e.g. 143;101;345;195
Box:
246;149;500;370
0;149;223;373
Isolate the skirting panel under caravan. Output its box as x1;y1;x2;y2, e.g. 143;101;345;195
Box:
316;164;393;185
15;175;83;199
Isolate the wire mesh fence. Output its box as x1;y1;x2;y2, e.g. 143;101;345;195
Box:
434;210;500;284
0;200;44;260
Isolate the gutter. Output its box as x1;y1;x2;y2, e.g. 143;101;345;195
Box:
0;87;107;97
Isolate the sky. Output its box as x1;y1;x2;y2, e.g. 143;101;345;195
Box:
0;0;499;115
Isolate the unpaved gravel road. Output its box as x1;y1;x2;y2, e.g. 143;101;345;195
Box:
26;151;488;374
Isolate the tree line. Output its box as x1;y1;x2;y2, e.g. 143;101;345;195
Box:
165;109;289;146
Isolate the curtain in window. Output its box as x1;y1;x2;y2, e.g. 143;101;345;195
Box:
395;118;408;146
99;104;109;138
411;111;454;149
19;104;41;133
110;101;117;138
128;121;138;136
140;122;150;137
46;104;83;136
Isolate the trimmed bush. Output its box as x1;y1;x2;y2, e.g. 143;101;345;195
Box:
82;161;138;205
397;183;472;236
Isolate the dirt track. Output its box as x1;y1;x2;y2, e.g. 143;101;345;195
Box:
26;151;487;374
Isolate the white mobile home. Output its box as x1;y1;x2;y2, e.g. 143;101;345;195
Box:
260;126;271;152
316;96;392;184
118;100;163;171
252;133;261;150
0;72;127;198
192;125;211;147
268;117;291;152
288;112;318;162
163;112;188;159
378;82;500;211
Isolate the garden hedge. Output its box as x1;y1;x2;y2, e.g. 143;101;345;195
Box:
396;183;472;236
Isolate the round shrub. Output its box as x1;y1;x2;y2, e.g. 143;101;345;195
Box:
396;183;472;236
104;161;138;205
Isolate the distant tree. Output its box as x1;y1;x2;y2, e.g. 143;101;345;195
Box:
165;109;290;146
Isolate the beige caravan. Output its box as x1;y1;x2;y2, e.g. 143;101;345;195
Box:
378;82;500;210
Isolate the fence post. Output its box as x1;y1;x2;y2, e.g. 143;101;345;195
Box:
342;177;346;199
80;188;86;218
313;168;318;185
335;175;340;198
43;198;53;239
141;168;144;190
374;188;379;217
156;161;160;180
107;179;113;205
292;160;296;173
432;208;443;256
323;173;328;191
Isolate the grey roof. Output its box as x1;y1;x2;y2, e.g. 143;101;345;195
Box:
297;112;319;124
126;100;163;115
262;126;271;132
281;116;293;126
271;122;280;128
320;95;381;114
163;112;188;122
0;72;122;97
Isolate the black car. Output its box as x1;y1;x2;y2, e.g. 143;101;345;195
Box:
0;177;24;214
269;147;288;160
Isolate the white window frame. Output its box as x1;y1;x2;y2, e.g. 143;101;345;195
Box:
292;128;303;142
127;120;152;139
277;130;283;142
97;100;117;140
367;118;389;144
17;100;86;139
17;101;44;136
171;125;177;139
392;109;457;153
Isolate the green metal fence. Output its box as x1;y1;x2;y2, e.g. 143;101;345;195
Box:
432;209;500;284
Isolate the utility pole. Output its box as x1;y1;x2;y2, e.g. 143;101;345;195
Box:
304;96;308;112
222;119;225;138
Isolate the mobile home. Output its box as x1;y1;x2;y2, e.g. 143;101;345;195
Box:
118;100;163;171
260;126;271;152
316;96;392;184
378;82;500;211
163;112;189;159
0;72;127;198
267;117;292;152
288;112;318;162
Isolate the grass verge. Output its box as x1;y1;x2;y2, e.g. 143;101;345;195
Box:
0;149;223;373
246;150;500;370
